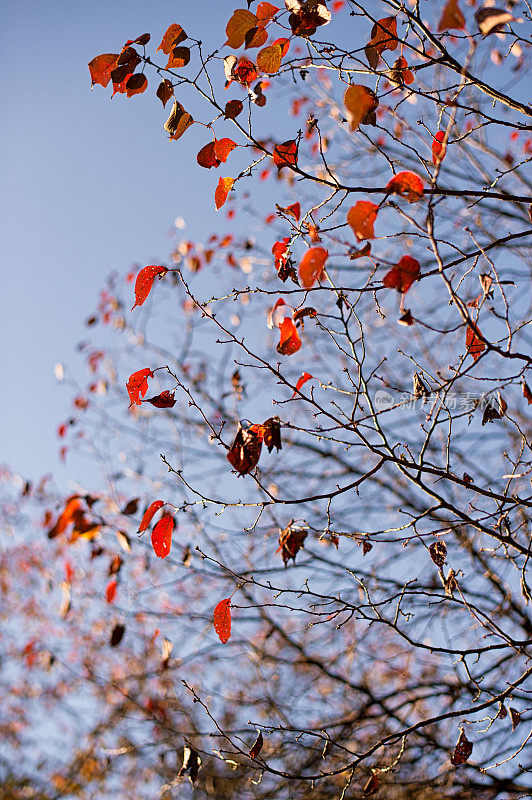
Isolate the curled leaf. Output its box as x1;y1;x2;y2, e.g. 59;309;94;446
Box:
227;422;264;474
291;372;314;398
476;7;514;37
164;100;194;140
450;728;473;766
365;16;398;69
138;500;165;533
277;522;307;565
432;131;447;165
277;317;302;355
383;255;420;294
465;322;486;361
261;416;282;453
249;731;264;759
146;390;176;408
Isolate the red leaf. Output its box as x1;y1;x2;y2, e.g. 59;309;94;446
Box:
365;16;398;68
278;202;301;222
146;391;176;408
256;3;279;22
432;131;447;165
132;265;167;310
291;372;314;398
215;177;234;210
124;33;150;46
347;201;379;241
138;500;165;533
224;99;244;119
88;53;119;88
385;171;425;202
106;579;117;604
298;247;328;288
450;728;473;765
126;368;154;406
227;423;264;474
197;141;221;169
523;381;532;404
273;140;298;171
126;73;148;97
277;318;302;355
226;56;258;86
249;731;264;759
157;24;187;54
465;322;486;361
383;255;420;294
213;598;232;643
214;138;237;163
151;514;174;558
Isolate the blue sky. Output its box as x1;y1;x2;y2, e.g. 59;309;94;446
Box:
1;1;239;483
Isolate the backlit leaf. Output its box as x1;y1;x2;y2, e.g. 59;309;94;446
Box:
126;368;154;406
138;500;165;533
385;171;424;202
105;579;117;604
273;140;298;170
343;85;379;132
432;131;447;165
347;201;379;241
249;731;264;759
88;53;119;87
166;46;191;69
277;523;307;565
438;0;466;32
151;514;174;558
197;141;221;169
298;247;328;288
225;9;258;49
126;73;148;97
261;416;282;452
146;391;176;408
383;255;420;293
132;265;167;310
156;79;174;107
213;598;232;643
214;138;237;163
215;177;234;210
291;372;314;398
257;42;284;74
476;7;514;36
365;16;398;68
157;24;187;54
257;3;279;22
465;323;486;361
277;317;302;355
227;422;263;474
224;99;244;119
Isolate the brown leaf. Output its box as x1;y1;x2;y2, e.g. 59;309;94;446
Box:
227;422;264;474
146;391;176;408
110;623;125;647
156;79;174;107
273;140;298;170
261;416;282;453
125;73;148;97
509;707;521;729
365;16;398;68
429;541;447;568
277;523;307;565
178;745;202;784
450;728;473;766
122;498;139;516
522;381;532;405
224;99;244;119
157;24;187;54
465;322;486;361
362;772;380;797
225;8;258;48
476;7;514;37
438;0;466;32
413;372;430;399
164;100;194;140
166;46;191;69
249;731;264;759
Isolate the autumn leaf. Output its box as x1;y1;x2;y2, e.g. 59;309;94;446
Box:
132;265;167;310
277;317;302;355
105;579;117;604
88;53;119;88
438;0;466;32
277;202;301;222
164;100;194;140
197;141;221;169
257;42;284;74
522;381;532;405
227;422;264;474
138;499;165;533
261;416;282;452
432;131;447;165
298;247;328;288
225;8;258;49
273;140;298;171
249;731;264;759
215;177;234;210
390;56;414;87
476;7;514;37
385;171;424;202
383;255;420;294
343;85;379;132
347;201;379;241
47;495;84;539
450;728;473;766
291;372;314;398
225;56;258;86
365;16;398;69
126;368;154;406
126;73;148;97
277;523;307;565
145;391;176;408
151;513;174;558
429;541;447;568
465;322;486;361
214;138;237;163
157;23;187;54
156;79;174;107
362;773;380;797
257;2;279;22
124;33;150;47
110;623;125;647
224;99;244;119
213;598;232;643
287;1;331;37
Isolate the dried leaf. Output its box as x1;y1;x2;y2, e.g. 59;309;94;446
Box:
156;79;174;107
277;523;307;565
347;201;379;241
139;500;165;532
522;381;532;405
122;498;139;516
224;99;244;119
438;0;466;32
509;707;521;729
344;85;379;132
362;772;380;797
298;246;328;288
288;1;331;37
110;623;125;647
476;7;514;37
179;745;202;784
146;390;176;408
465;322;486;361
227;422;264;474
166;46;191;69
213;598;232;643
385;171;424;202
125;73;147;97
164;100;194;140
365;16;398;68
249;731;264;759
450;728;473;765
261;416;282;453
413;372;430;398
132;265;167;310
151;514;174;558
429;541;447;568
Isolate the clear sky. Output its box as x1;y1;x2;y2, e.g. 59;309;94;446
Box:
1;1;239;485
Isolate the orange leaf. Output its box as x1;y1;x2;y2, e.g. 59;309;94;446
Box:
197;141;221;169
291;372;314;398
132;265;167;310
343;85;379;132
106;579;117;604
256;3;279;22
438;0;466;32
166;46;191;69
272;37;290;57
257;42;284;74
151;514;174;558
225;8;258;48
126;368;154;406
88;53;119;87
138;500;165;533
277;317;302;355
157;24;187;54
215;177;234;210
383;255;420;294
347;201;379;241
213;598;232;643
385;171;424;203
298;247;328;288
273;140;298;171
214;138;237;163
432;131;447;165
465;323;486;361
365;16;398;69
278;202;301;222
391;56;414;86
126;73;148;97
